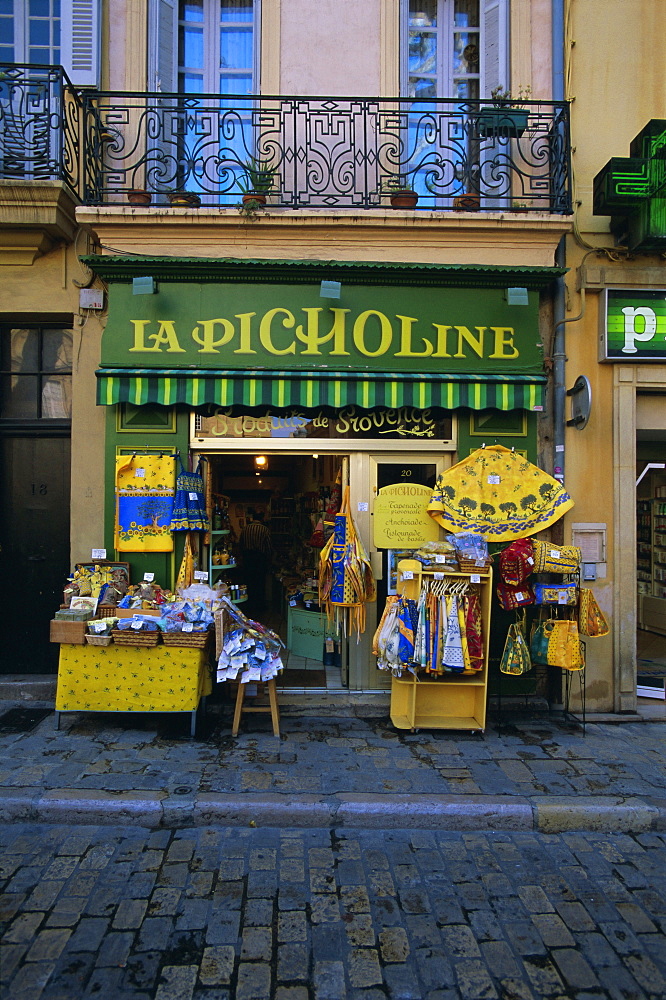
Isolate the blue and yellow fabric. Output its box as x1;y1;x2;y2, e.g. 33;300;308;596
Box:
171;459;209;532
56;644;212;712
115;454;176;552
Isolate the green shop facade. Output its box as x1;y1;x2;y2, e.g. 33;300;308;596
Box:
89;256;562;692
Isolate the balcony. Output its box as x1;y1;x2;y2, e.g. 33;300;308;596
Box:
1;63;572;215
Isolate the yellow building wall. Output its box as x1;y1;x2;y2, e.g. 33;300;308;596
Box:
561;0;666;710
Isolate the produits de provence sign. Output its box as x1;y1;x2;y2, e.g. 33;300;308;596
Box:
601;288;666;361
101;281;541;376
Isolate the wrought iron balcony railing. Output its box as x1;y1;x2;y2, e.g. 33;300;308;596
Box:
0;64;80;193
1;65;572;214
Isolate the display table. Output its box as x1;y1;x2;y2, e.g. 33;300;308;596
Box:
55;643;212;736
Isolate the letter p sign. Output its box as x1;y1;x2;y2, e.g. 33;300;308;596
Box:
621;306;657;353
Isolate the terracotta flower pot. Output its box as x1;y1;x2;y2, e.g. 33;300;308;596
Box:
127;190;152;206
242;192;267;207
390;190;419;209
453;193;480;211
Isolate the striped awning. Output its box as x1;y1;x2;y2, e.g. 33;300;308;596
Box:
96;369;546;411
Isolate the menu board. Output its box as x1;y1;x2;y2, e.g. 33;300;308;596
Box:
373;483;440;548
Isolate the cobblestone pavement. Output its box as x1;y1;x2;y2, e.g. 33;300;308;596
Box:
1;822;665;1000
0;709;664;805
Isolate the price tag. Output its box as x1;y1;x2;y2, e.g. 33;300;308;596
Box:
515;592;525;602
435;554;446;564
434;572;444;581
91;548;106;560
90;620;106;633
289;599;297;607
475;558;486;567
558;592;568;604
488;475;501;484
527;556;534;566
325;638;334;653
135;467;146;478
402;571;414;580
357;501;369;512
470;574;481;584
194;570;208;582
182;622;194;632
550;549;561;559
131;620;143;630
143;572;155;582
189;492;199;501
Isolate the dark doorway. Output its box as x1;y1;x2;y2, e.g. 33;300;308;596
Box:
0;324;73;673
0;436;71;672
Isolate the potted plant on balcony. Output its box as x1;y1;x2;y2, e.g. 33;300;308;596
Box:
127;189;152;206
166;190;201;207
475;86;531;139
388;176;419;209
238;157;277;217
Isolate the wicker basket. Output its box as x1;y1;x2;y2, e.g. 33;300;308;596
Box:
111;628;161;647
97;604;119;618
161;630;211;648
457;557;491;573
86;633;113;646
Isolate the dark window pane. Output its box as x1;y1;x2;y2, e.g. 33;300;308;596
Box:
182;0;204;22
0;20;13;44
0;0;13;15
41;375;71;417
29;20;50;45
7;330;39;372
1;374;39;418
30;0;50;15
410;2;437;28
454;0;479;28
221;0;253;23
42;329;73;371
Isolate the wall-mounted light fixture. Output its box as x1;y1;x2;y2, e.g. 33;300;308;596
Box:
320;280;341;299
132;276;157;295
254;455;267;469
505;287;529;306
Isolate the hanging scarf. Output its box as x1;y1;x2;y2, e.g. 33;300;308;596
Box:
464;593;484;671
171;457;209;532
442;596;465;673
319;486;375;639
114;454;176;553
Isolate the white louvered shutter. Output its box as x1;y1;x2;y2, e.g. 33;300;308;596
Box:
481;0;509;98
148;0;178;93
60;0;101;87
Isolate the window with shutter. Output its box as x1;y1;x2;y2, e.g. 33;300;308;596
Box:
0;0;62;66
60;0;100;87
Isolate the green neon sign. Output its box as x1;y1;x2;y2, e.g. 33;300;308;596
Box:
603;289;666;361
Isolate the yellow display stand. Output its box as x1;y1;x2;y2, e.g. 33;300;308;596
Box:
390;559;492;732
55;643;212;736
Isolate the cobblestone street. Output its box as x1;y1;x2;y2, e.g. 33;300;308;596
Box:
1;822;665;1000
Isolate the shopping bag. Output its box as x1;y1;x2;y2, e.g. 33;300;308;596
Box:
545;619;585;671
530;620;551;665
499;538;535;585
579;588;610;637
500;623;532;675
532;541;581;574
533;583;578;606
497;581;535;610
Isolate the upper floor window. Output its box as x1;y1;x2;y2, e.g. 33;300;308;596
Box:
402;0;507;99
0;327;72;421
0;0;61;65
178;0;258;94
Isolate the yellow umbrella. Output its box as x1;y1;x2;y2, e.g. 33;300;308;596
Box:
428;445;574;542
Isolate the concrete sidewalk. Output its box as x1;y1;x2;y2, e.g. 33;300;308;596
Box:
0;699;664;833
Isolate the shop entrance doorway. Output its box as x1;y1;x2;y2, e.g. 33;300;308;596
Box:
636;414;666;703
206;451;350;692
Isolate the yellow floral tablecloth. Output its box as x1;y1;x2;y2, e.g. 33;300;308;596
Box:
56;644;212;713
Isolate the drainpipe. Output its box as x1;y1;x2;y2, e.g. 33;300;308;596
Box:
552;0;566;484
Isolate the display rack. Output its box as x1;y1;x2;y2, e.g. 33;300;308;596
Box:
391;559;492;732
637;498;666;634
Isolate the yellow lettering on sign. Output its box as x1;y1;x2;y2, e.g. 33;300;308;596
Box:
394;315;433;357
259;308;296;355
431;324;452;358
192;318;235;353
353;310;393;357
128;319;154;352
295;308;351;355
454;326;485;359
489;326;519;358
234;313;257;354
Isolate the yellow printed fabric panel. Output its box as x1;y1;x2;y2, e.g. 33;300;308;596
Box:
115;453;176;552
56;644;212;712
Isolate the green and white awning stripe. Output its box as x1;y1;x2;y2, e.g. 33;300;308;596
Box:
96;369;546;411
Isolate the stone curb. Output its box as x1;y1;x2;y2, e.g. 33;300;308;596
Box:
1;787;664;832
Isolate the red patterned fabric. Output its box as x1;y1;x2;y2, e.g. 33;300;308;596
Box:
499;538;535;585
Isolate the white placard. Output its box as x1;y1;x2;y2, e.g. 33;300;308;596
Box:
189;491;199;500
488;475;501;484
435;554;446;564
135;468;146;478
194;570;209;581
131;620;143;630
470;574;481;584
143;572;155;582
558;592;568;604
182;622;194;632
402;571;414;580
515;592;525;602
550;549;561;559
91;548;106;560
434;572;444;581
357;501;369;512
